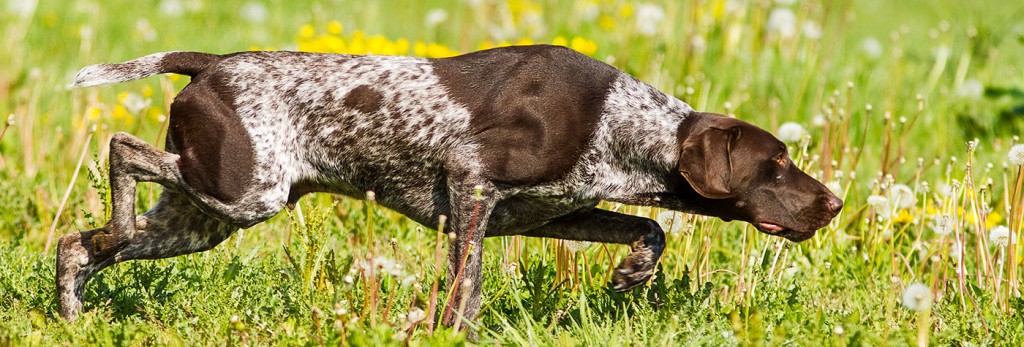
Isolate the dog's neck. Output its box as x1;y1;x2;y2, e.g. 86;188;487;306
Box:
586;74;695;201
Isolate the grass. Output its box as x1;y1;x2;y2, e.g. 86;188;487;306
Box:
2;0;1024;345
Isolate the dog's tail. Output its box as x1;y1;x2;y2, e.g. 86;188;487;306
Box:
70;51;221;88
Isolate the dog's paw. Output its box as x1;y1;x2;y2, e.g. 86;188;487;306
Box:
610;247;658;292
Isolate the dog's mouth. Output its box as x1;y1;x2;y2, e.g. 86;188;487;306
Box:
755;221;816;242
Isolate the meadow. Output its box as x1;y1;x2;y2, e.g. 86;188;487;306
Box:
1;0;1024;345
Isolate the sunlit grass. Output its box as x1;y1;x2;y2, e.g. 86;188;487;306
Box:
2;0;1024;345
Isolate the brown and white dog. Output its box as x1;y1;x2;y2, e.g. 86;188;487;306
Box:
59;45;842;326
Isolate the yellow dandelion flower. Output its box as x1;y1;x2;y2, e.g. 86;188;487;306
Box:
299;24;316;39
394;38;410;55
86;106;102;121
551;36;568;47
894;209;913;224
413;41;428;57
327;21;344;35
570;36;597;56
148;108;164;122
478;40;496;51
515;37;534;46
617;3;634;18
112;104;129;120
598;15;616;31
987;211;1004;229
117;91;130;103
142;85;154;98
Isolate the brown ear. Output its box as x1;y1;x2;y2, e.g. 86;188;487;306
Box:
678;126;740;199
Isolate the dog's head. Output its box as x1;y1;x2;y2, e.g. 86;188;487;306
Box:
676;113;842;242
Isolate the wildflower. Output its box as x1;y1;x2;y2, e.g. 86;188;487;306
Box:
407;307;426;324
634;3;665;37
893;210;913;224
766;8;797;38
657;210;685;233
956;79;984;99
158;0;184;17
241;2;268;24
777;122;807;143
931;214;953;235
564;239;591;253
826;181;843;196
569;36;598;56
135;19;157;42
1008;144;1024;166
861;38;882;59
501;262;518;275
989;225;1016;247
888;184;916;209
866;195;891;220
802;21;822;40
425;9;448;28
6;0;36;18
901;283;933;311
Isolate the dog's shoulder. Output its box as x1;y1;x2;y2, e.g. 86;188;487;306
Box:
430;45;623;186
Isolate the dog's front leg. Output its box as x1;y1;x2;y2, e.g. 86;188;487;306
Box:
439;159;498;336
522;208;666;292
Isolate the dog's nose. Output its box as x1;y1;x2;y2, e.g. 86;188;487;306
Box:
825;195;843;214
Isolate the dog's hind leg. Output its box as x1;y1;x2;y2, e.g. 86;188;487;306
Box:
56;132;249;320
56;191;237;320
519;208;666;292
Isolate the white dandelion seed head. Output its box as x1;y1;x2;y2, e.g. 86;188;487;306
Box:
949;242;963;262
407;308;426;323
425;9;448;28
158;0;184;17
861;37;883;59
901;283;933;311
826;181;843;197
657;210;686;233
240;2;267;24
867;195;891;220
777;122;807;143
802;21;822;40
931;214;953;235
989;225;1016;247
957;79;984;99
766;8;797;38
888;184;916;209
120;92;150;114
635;3;666;37
1008;144;1024;166
563;240;591;253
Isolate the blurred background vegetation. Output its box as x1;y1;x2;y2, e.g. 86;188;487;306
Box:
1;0;1024;345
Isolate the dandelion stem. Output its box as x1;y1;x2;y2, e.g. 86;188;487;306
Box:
44;124;94;253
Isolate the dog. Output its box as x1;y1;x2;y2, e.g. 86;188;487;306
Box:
58;45;842;326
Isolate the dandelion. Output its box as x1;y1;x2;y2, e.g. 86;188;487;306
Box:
901;283;933;311
135;19;157;42
867;195;891;220
802;21;822;40
241;2;268;24
956;79;984;99
634;3;665;37
158;0;184;17
989;225;1016;247
6;0;37;18
889;184;916;209
562;239;591;253
425;9;448;28
777;122;807;143
826;181;843;196
766;8;797;38
1008;144;1024;166
861;37;883;59
657;210;685;233
407;307;426;324
931;214;953;235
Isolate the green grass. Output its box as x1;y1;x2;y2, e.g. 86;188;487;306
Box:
2;0;1024;345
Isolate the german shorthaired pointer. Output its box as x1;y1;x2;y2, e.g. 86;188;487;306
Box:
59;45;842;326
